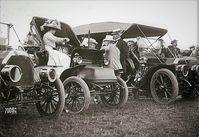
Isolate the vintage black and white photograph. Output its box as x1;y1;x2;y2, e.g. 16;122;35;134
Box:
0;0;198;136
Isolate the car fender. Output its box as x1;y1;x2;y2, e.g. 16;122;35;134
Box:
59;64;86;82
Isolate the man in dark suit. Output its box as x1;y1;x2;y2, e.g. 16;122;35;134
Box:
112;29;129;81
167;39;181;58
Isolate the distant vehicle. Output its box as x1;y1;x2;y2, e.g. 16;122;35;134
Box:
74;22;199;104
0;22;65;118
24;17;128;114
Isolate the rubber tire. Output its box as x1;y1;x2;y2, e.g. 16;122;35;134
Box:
63;76;90;114
150;68;179;105
36;78;65;119
100;77;129;108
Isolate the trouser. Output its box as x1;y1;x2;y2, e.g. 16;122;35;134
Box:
120;58;127;81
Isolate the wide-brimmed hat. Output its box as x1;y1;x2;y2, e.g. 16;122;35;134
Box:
171;39;177;44
40;19;61;31
103;35;115;41
111;29;122;35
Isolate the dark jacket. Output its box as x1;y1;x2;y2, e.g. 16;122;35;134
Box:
116;38;129;80
167;45;181;58
116;39;129;62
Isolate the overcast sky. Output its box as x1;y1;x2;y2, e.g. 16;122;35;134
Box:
0;0;198;49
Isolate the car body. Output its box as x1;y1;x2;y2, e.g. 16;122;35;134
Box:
24;17;129;114
0;22;65;118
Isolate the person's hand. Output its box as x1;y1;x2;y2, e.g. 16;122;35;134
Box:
62;38;70;45
64;38;70;42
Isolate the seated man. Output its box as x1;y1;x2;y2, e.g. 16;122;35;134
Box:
157;39;168;58
81;38;98;49
189;45;198;57
167;39;181;58
24;32;40;47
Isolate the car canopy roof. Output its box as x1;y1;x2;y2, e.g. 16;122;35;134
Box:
73;22;167;47
73;22;131;36
73;22;131;47
121;24;168;39
31;16;80;48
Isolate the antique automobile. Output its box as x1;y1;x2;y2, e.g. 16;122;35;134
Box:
24;17;128;114
121;24;199;104
0;22;65;118
74;22;199;104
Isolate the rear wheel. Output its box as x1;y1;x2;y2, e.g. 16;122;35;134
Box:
150;68;179;104
63;76;90;114
100;77;128;107
36;78;65;118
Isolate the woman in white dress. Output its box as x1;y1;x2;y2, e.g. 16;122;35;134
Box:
41;19;71;70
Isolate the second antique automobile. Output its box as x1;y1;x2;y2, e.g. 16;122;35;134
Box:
0;22;65;118
23;17;129;114
74;22;199;104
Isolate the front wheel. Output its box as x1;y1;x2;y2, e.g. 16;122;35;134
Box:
100;77;128;108
63;76;90;114
150;68;179;104
36;78;65;118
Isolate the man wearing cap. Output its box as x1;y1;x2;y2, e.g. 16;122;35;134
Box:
112;29;129;80
167;39;181;58
189;45;198;57
41;19;71;69
81;38;98;49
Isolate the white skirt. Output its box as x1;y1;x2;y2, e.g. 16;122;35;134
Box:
46;45;71;68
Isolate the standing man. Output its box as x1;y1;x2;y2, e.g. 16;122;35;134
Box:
112;29;129;80
101;35;122;70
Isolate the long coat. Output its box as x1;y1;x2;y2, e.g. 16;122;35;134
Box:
116;39;129;62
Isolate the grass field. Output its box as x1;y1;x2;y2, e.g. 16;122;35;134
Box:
0;96;199;137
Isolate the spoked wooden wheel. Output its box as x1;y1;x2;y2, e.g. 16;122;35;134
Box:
36;78;65;118
100;77;128;108
63;76;90;114
150;68;179;104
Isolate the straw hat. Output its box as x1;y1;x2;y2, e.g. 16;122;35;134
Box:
103;35;115;42
40;19;61;31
